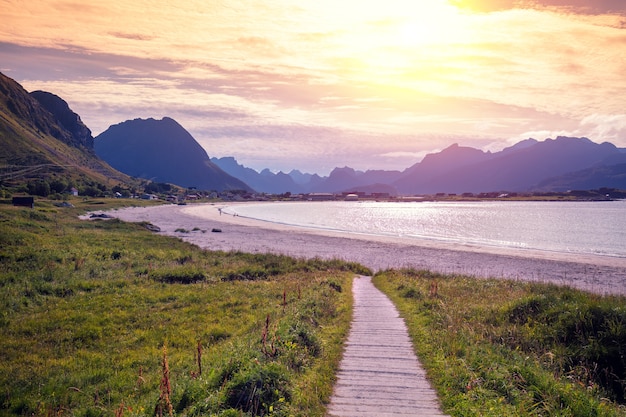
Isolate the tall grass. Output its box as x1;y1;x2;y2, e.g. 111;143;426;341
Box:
373;269;626;416
0;199;363;416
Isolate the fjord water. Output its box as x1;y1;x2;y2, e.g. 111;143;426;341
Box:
225;200;626;258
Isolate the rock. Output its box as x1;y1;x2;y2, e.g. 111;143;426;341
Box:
142;222;161;232
89;213;113;219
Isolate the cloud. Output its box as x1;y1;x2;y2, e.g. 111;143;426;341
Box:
511;114;626;149
3;1;626;175
0;42;181;81
579;114;626;144
379;150;435;162
108;32;155;41
450;0;626;15
3;37;590;172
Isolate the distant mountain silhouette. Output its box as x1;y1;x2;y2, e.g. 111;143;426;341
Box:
211;157;302;194
393;137;626;194
95;117;252;192
0;71;130;188
212;136;626;195
210;157;403;194
210;158;336;194
309;167;402;194
288;169;317;185
536;163;626;191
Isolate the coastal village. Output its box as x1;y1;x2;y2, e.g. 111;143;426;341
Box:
156;187;626;204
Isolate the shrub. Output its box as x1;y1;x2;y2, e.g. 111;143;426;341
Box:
149;268;206;284
374;269;626;415
225;362;290;416
221;266;268;281
503;293;626;402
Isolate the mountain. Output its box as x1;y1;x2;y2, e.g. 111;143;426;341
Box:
30;90;94;150
211;157;302;194
210;157;337;194
536;163;626;191
288;169;315;185
0;71;131;191
95;117;252;192
212;136;626;195
309;167;402;194
393;137;626;194
211;157;404;195
4;71;623;196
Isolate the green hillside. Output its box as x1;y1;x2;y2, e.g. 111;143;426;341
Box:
0;72;136;197
0;199;362;416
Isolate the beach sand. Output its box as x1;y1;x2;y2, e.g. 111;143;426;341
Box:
87;203;626;296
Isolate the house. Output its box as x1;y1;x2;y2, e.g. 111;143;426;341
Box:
12;196;34;208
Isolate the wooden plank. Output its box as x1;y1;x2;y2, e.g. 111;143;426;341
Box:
327;276;449;417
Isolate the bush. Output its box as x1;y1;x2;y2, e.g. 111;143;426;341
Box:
222;266;268;281
149;267;207;284
225;363;290;416
374;270;626;415
504;293;626;402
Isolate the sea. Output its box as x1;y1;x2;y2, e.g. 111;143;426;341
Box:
222;200;626;259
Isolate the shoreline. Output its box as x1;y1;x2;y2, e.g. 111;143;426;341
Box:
91;203;626;296
205;203;626;268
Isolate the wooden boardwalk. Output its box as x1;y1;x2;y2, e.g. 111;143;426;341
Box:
327;276;449;417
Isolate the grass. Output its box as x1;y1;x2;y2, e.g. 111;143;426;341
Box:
6;196;625;416
373;269;626;416
0;198;369;416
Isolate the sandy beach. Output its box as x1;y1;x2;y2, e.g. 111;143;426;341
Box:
88;203;626;296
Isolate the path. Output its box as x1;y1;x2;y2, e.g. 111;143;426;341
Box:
327;276;449;417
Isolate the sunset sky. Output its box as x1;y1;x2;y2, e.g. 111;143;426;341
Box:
2;1;626;174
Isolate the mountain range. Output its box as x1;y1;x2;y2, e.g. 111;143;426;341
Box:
393;139;626;194
2;71;626;196
212;138;626;194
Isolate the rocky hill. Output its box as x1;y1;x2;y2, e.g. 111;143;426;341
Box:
30;90;94;150
95;117;253;192
0;72;132;194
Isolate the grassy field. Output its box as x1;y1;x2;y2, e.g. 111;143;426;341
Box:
0;198;370;416
374;269;626;416
4;198;626;416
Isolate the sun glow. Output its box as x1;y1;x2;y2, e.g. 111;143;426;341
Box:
4;0;626;171
392;3;467;47
323;1;472;94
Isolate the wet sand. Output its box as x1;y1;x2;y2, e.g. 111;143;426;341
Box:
88;203;626;296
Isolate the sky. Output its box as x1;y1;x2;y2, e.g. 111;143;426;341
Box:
1;1;626;174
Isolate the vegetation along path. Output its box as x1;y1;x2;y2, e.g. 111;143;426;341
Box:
327;275;449;417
